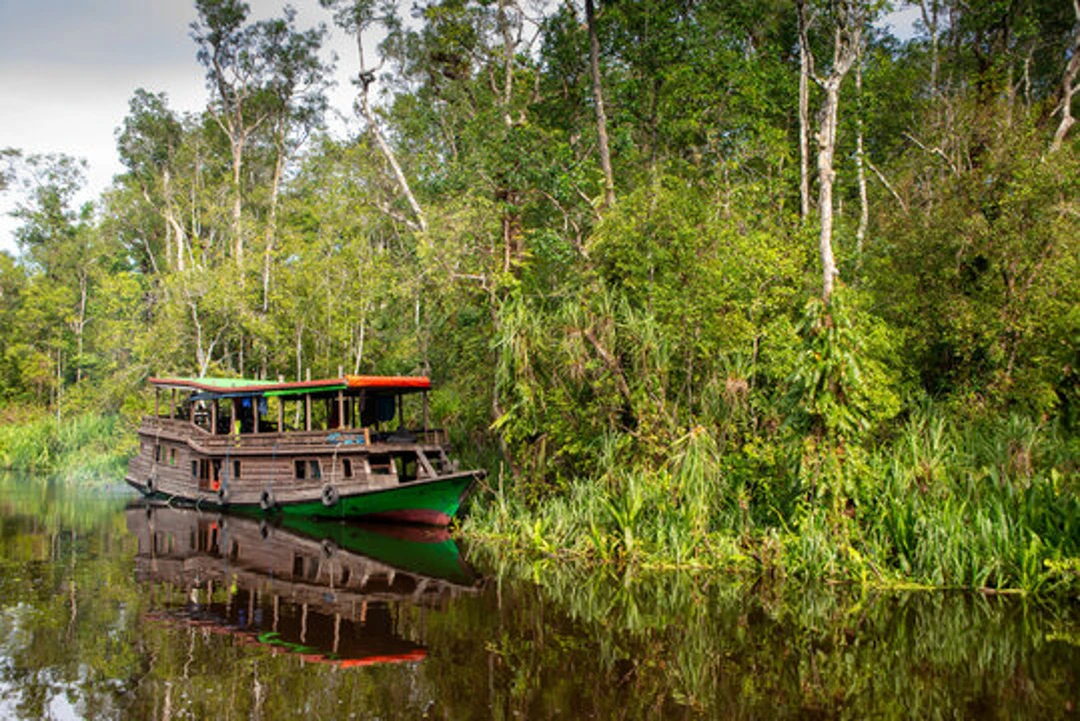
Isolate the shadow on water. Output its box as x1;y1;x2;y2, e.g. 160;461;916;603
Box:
0;474;1076;718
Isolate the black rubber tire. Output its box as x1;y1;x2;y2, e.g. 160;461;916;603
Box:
321;484;339;507
259;489;276;511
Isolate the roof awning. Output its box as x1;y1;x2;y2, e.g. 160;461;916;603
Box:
149;374;432;399
345;375;431;391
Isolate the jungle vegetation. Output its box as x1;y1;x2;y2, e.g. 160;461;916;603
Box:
0;0;1078;592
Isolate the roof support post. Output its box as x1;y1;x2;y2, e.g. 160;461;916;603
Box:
155;389;160;418
210;401;217;435
305;393;312;432
337;390;345;429
278;398;284;432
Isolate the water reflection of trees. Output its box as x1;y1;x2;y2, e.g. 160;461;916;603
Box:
0;476;138;719
421;552;1080;718
0;481;1077;719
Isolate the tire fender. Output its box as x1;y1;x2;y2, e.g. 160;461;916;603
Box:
321;484;340;507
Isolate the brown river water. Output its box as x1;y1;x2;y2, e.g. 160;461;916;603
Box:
0;475;1077;719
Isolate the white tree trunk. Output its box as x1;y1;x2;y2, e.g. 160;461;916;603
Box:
798;0;812;221
1049;0;1080;154
815;23;861;302
163;167;186;272
263;144;285;312
817;80;841;302
586;0;616;210
919;0;941;97
231;136;244;266
854;53;868;257
353;33;427;233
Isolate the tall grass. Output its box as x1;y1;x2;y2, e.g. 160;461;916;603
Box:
464;404;1080;595
0;412;134;484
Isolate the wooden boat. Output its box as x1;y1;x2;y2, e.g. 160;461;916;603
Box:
125;373;484;526
127;504;478;666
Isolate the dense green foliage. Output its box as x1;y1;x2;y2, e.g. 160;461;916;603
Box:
0;0;1077;590
0;411;132;482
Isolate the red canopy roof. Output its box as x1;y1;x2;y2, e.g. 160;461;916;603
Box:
346;375;431;390
149;374;431;397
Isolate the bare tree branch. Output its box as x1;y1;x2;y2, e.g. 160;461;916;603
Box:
866;159;909;213
904;132;959;175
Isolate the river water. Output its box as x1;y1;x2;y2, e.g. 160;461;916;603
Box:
0;476;1077;719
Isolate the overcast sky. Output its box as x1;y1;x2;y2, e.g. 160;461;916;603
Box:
0;0;360;254
0;1;920;256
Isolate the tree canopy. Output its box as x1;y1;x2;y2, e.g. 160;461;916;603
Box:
2;0;1078;500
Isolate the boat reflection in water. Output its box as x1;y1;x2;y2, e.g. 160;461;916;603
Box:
127;504;478;667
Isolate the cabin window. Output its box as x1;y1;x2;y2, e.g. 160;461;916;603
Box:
169;447;177;466
191;460;198;478
233;460;241;479
293;459;321;480
342;458;353;478
369;454;392;474
195;459;221;491
154;444;161;463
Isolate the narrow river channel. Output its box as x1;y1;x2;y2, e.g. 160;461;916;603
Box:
0;475;1077;719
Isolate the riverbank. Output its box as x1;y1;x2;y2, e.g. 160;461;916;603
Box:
0;410;134;484
2;406;1076;596
461;408;1080;597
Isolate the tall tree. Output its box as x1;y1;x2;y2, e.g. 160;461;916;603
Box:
321;0;427;233
801;0;869;301
116;90;186;272
191;0;270;268
9;154;114;394
798;0;813;221
585;0;615;210
255;9;330;311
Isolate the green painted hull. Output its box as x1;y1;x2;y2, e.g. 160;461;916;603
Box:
269;473;478;525
131;472;478;526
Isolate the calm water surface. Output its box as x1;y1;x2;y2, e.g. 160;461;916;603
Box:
0;475;1078;719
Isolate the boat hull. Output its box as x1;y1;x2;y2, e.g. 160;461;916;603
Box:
125;471;479;527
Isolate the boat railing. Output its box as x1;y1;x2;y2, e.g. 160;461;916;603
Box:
141;417;450;449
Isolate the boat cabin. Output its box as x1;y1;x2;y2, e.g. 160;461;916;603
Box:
126;373;477;525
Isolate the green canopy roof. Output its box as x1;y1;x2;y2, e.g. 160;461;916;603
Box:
148;374;429;399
